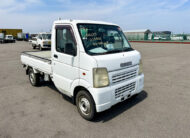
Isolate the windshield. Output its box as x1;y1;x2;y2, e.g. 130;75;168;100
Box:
77;24;133;55
42;34;51;40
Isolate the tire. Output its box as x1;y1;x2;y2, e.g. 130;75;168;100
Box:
39;45;43;51
32;44;36;49
28;68;40;86
76;90;96;121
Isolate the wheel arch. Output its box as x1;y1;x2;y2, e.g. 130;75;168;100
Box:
26;65;31;75
73;86;94;105
26;66;40;75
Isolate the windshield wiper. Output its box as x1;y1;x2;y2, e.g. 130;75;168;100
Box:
89;48;133;56
106;49;123;54
90;49;122;55
123;47;133;52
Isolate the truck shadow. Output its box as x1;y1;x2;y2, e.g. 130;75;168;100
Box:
93;90;148;123
40;81;74;103
40;81;148;123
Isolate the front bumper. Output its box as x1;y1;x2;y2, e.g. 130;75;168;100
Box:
89;74;144;112
42;45;51;48
4;39;15;43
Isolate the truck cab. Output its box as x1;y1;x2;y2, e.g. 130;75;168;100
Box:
21;20;144;120
31;37;38;48
36;32;51;50
0;33;5;43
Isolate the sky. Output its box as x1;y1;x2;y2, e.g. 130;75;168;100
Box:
0;0;190;33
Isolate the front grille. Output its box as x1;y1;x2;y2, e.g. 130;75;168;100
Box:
115;82;136;99
112;69;137;84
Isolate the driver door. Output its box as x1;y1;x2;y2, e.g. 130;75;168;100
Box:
52;25;79;96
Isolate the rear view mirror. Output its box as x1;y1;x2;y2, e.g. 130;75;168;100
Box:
65;43;76;56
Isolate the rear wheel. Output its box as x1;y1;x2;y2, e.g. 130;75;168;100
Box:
32;44;36;49
76;90;96;121
28;68;40;86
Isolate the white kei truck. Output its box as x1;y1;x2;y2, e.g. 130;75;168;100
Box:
31;32;51;50
21;20;144;120
5;35;16;43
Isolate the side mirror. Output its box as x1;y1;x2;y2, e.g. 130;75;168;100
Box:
65;43;76;56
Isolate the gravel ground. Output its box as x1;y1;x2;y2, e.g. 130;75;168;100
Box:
0;41;190;138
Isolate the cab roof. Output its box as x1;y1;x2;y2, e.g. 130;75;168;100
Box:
54;19;118;26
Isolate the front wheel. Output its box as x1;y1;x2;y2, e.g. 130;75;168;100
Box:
76;90;96;121
39;45;43;51
32;44;36;49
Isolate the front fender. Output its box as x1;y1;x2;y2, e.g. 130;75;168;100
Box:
70;79;91;96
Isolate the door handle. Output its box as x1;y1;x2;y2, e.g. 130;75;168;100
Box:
54;54;58;58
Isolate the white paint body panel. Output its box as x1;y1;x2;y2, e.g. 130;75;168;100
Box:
31;40;37;45
93;50;140;71
21;54;52;74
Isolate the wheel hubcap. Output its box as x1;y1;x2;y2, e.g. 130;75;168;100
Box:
79;97;90;115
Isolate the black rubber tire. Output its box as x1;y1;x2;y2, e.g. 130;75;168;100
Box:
39;46;43;51
32;44;36;49
76;90;96;121
28;68;40;86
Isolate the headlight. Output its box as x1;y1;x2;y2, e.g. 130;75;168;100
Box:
93;68;109;88
138;59;143;75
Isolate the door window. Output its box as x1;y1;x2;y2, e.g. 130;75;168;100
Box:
38;34;42;40
56;27;76;55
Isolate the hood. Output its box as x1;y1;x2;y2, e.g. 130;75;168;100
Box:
93;50;141;72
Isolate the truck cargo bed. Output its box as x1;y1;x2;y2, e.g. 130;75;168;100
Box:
21;51;52;74
22;51;51;61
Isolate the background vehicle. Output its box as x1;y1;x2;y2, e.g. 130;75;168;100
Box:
154;36;167;40
17;33;24;41
21;20;144;120
17;33;29;41
0;33;5;43
31;37;38;49
24;33;29;41
32;32;51;50
4;35;15;43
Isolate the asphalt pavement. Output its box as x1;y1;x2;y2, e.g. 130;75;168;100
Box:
0;41;190;138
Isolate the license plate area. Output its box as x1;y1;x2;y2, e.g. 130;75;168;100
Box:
115;82;136;99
